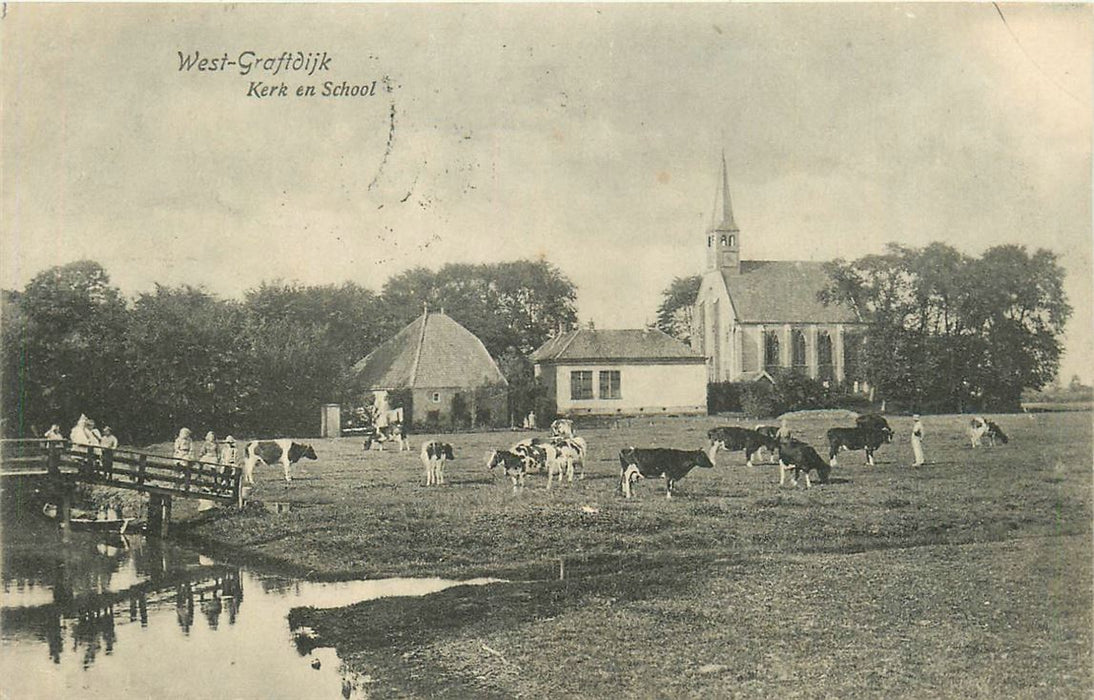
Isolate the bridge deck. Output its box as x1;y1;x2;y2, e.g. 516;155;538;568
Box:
0;439;243;505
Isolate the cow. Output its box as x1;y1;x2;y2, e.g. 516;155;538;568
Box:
968;416;1009;447
420;441;454;486
242;440;318;484
550;418;575;438
487;449;528;492
511;437;550;473
826;424;894;467
776;438;831;488
618;447;714;499
546;443;580;488
363;422;411;452
550;435;588;479
707;427;779;467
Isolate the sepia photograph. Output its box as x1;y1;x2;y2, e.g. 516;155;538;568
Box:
1;3;1091;698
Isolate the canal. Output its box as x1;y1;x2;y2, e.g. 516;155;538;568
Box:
1;488;500;699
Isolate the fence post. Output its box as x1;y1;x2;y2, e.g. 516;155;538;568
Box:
48;442;61;476
137;454;147;486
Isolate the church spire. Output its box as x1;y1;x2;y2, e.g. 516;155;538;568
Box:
705;150;741;274
715;150;738;233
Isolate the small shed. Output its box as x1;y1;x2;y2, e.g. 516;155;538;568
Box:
531;328;707;415
348;310;508;427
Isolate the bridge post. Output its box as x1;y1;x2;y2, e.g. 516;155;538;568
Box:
147;493;173;539
59;488;72;542
47;442;61;476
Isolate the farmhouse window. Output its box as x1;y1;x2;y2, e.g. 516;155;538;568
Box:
570;371;594;400
599;370;621;399
431;391;441;403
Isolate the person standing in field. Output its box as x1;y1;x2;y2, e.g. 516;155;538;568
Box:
776;417;792;442
911;415;925;466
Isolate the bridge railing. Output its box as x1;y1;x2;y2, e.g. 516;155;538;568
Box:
0;439;244;505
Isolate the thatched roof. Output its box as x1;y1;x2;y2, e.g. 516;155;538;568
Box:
350;311;507;389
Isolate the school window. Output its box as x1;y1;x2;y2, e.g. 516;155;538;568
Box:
431;392;441;403
570;370;593;400
599;370;621;399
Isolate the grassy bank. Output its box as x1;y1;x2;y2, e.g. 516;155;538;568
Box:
182;411;1090;697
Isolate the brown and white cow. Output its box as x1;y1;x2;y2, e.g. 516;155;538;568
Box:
243;439;318;484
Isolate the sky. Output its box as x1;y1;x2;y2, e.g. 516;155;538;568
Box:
3;4;1091;382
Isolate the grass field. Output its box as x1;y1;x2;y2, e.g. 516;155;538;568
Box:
179;411;1091;697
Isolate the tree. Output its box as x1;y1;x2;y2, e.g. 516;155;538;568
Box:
380;259;578;357
823;243;1071;411
653;275;701;342
2;261;129;437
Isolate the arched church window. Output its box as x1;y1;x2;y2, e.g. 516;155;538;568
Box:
728;235;735;247
707;235;713;248
791;329;807;371
764;331;780;374
720;235;727;246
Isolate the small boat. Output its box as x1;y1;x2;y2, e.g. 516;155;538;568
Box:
42;503;133;534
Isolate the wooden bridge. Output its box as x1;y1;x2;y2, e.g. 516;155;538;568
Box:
0;438;245;537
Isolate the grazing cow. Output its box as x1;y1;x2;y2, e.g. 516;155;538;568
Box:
420;441;454;486
243;440;318;484
550;418;575;438
363;422;411;452
707;427;779;467
754;425;780;440
487;449;528;492
968;417;1009;447
777;439;831;488
618;447;714;499
826;424;894;467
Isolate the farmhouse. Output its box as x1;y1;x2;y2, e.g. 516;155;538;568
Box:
348;309;508;426
693;154;867;383
531;329;707;415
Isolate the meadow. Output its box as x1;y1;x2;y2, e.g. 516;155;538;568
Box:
180;411;1092;698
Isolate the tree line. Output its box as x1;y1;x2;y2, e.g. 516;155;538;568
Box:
655;243;1070;413
1;259;577;444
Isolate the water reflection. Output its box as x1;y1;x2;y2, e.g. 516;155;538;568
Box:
2;518;502;699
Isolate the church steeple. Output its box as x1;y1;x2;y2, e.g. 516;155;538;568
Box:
705;151;741;274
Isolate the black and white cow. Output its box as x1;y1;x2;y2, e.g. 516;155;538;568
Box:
855;414;892;434
510;437;550;473
487;449;529;492
550;435;588;480
420;441;454;486
618;447;714;499
243;439;318;484
826;423;894;467
968;416;1009;447
707;427;780;467
777;439;831;488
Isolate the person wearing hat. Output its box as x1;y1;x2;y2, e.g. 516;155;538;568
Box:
910;414;925;466
219;435;238;469
174;427;194;466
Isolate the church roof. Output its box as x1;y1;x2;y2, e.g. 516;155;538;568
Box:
350;311;507;389
531;328;705;364
720;261;860;324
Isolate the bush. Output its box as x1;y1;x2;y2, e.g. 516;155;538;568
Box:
707;382;742;414
741;381;780;418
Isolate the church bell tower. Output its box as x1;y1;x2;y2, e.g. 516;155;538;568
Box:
705;151;740;274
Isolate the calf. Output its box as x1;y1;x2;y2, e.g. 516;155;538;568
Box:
707;427;779;467
618;447;714;499
243;440;318;484
546;443;580;488
826;425;893;467
487;449;528;492
777;439;831;488
420;441;454;486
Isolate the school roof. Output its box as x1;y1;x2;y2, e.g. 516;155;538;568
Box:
719;261;860;324
531;328;706;364
350;311;507;389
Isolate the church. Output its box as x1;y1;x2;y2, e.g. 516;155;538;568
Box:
692;155;867;385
